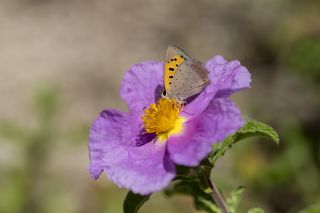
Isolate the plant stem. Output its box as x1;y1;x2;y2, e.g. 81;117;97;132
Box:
208;178;229;213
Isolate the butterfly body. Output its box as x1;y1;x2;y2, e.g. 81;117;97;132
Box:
163;45;210;102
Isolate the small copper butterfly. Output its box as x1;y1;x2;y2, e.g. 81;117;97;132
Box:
162;45;210;102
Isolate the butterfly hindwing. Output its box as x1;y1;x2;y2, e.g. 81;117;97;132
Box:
169;60;210;101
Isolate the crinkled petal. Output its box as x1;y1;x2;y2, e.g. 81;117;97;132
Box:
206;55;251;98
183;55;251;116
89;109;175;195
168;98;244;166
88;110;139;179
120;61;163;114
104;142;175;195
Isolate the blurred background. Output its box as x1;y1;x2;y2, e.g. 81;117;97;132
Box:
0;0;319;212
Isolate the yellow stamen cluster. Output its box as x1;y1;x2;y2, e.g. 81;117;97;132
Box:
142;98;185;141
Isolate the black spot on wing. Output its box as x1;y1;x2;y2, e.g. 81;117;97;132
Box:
169;68;174;71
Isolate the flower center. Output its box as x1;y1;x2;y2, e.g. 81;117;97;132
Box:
142;98;185;142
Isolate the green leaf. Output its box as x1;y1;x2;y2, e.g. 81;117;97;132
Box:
226;186;245;213
174;165;198;181
164;180;218;213
197;197;221;213
247;208;265;213
209;120;279;165
197;167;213;193
123;191;151;213
231;120;279;144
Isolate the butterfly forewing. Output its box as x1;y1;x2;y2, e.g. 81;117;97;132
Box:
164;45;190;92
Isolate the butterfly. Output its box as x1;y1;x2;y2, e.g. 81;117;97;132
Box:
162;45;210;102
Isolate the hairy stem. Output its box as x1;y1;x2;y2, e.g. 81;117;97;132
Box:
209;178;229;213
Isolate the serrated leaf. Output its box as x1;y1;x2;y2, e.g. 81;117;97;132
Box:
198;197;221;213
209;120;279;165
233;120;279;144
123;191;151;213
247;208;265;213
226;186;245;213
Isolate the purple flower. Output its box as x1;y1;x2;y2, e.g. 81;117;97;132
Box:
88;55;251;195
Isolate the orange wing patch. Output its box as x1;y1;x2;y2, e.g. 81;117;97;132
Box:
164;55;186;91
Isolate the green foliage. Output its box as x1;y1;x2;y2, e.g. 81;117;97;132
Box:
0;87;60;213
0;171;25;213
247;208;265;213
123;191;151;213
226;187;245;213
230;120;279;144
197;198;221;213
209;120;279;165
197;166;213;193
299;203;320;213
34;87;59;123
0;120;28;144
284;38;320;85
165;180;218;213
